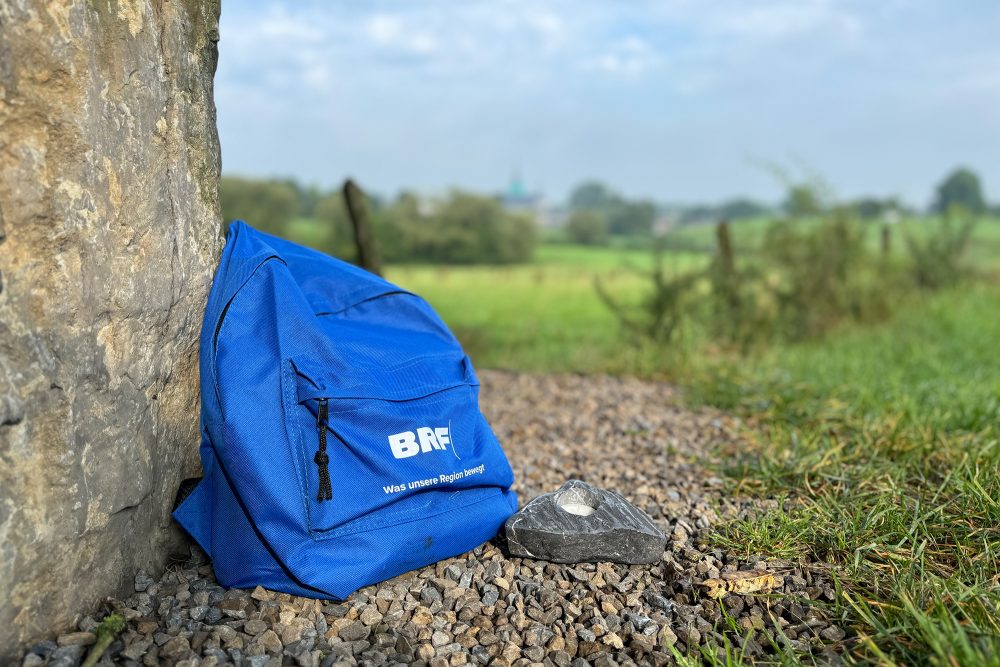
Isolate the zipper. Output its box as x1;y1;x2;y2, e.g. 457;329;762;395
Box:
314;398;332;502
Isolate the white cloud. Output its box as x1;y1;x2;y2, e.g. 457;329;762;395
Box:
366;13;440;58
584;36;660;78
215;1;1000;203
705;0;863;42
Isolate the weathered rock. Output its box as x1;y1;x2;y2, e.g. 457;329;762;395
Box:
504;480;667;564
0;0;222;659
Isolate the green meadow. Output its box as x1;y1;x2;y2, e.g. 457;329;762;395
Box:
386;219;1000;665
387;218;1000;376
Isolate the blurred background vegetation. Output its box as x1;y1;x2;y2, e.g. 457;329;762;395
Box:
219;165;998;377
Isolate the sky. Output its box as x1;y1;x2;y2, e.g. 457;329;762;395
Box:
215;0;1000;207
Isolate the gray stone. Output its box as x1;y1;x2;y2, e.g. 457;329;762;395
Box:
504;480;667;564
47;645;84;667
26;641;58;659
0;0;222;661
339;622;369;642
134;571;155;593
420;586;443;605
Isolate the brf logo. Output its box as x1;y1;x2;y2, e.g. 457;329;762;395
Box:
388;426;455;459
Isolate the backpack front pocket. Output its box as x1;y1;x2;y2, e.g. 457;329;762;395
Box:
286;356;515;537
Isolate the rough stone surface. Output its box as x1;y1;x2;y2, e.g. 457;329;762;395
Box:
19;372;848;665
505;479;667;564
0;0;222;659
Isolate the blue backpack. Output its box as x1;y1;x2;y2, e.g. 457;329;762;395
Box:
173;222;518;599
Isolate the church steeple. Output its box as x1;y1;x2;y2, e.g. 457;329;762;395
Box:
506;167;526;200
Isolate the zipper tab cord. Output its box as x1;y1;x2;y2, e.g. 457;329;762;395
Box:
314;399;332;501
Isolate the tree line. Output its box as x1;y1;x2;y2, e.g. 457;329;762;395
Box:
563;166;996;246
221;166;995;263
220;177;539;265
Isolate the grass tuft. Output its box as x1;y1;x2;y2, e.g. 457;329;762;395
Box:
692;286;1000;664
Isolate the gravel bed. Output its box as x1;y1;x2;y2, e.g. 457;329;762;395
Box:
23;371;846;666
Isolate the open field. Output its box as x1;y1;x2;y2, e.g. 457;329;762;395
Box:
665;215;1000;266
387;224;1000;664
390;244;680;374
388;219;1000;375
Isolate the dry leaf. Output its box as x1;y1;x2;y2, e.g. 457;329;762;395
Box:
700;569;782;599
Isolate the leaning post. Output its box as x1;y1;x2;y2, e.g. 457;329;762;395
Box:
716;219;736;278
342;179;383;276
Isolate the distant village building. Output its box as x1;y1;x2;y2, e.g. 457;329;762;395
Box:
499;171;565;229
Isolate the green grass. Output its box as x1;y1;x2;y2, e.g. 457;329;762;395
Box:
301;211;1000;663
667;215;1000;270
390;232;1000;664
389;244;708;374
688;285;1000;665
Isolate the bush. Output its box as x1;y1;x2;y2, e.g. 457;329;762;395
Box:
220;176;299;237
381;191;538;264
598;213;907;350
706;223;769;349
607;200;656;236
312;192;360;260
906;212;976;289
595;241;700;343
564;211;609;246
567;181;655;238
761;212;896;340
933;167;986;215
221;179;539;266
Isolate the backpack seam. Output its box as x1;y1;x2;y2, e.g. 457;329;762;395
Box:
311;485;505;542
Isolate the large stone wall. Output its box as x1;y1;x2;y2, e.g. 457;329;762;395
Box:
0;0;222;657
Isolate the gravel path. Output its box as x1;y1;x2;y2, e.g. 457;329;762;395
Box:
24;372;845;667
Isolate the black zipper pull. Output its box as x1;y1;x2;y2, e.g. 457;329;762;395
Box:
314;398;332;502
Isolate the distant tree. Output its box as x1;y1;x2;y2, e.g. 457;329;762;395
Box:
567;181;661;236
290;181;323;218
607;200;656;236
784;184;823;218
933;167;986;215
565;211;609;245
678;205;717;225
380;191;537;264
850;196;903;220
718;198;770;220
568;181;620;211
220;176;299;237
435;192;538;263
314;192;358;259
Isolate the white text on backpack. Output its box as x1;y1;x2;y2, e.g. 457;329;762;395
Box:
388;427;452;459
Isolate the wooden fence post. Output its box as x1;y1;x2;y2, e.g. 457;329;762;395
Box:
714;219;743;332
881;224;891;257
342;178;383;276
716;219;735;278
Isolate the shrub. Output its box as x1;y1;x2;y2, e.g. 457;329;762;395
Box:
761;212;895;340
313;192;362;260
598;213;905;351
220;176;299;237
595;241;700;343
905;212;976;289
380;191;538;264
564;211;609;246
